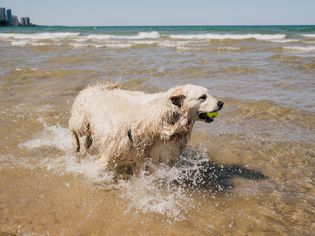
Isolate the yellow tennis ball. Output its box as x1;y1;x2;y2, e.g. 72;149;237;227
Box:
206;111;218;118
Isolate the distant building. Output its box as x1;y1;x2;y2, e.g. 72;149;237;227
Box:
6;9;12;25
20;17;26;25
12;15;19;26
0;7;6;21
0;7;34;27
20;17;31;26
26;17;30;25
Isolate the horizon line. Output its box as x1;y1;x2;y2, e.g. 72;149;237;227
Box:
33;24;315;27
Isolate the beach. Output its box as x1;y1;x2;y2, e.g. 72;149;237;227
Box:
0;25;314;235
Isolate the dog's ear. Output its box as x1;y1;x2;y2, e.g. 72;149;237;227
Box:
169;89;186;108
170;95;185;108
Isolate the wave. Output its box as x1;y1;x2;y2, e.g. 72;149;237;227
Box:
0;31;160;48
0;32;289;42
301;34;315;38
0;32;80;40
270;39;299;43
128;31;160;39
85;31;160;40
169;33;286;41
70;41;156;49
70;43;108;48
217;46;241;50
11;40;51;46
283;46;315;52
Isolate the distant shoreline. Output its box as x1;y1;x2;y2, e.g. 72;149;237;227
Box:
0;25;37;27
1;24;314;28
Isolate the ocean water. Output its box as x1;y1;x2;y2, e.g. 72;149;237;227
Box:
0;25;314;235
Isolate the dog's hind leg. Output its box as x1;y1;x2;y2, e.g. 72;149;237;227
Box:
84;135;92;150
71;130;80;153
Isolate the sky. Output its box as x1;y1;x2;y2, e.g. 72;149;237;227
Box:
1;0;315;26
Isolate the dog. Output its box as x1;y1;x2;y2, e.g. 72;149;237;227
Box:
69;81;223;174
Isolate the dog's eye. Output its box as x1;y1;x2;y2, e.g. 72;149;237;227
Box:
198;95;207;100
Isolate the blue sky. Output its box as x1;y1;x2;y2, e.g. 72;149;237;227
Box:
1;0;315;26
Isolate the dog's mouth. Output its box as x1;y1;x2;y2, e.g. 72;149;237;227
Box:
198;112;214;123
198;108;222;123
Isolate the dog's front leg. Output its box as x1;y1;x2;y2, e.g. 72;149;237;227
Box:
132;146;154;176
71;130;80;153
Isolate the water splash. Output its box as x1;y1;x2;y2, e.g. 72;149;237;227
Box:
19;123;72;151
117;166;195;221
16;121;201;220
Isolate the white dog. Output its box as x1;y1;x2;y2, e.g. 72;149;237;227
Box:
69;81;223;173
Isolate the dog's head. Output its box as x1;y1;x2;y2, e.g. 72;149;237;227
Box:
168;84;224;123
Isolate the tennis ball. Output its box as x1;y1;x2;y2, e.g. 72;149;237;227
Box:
206;111;218;118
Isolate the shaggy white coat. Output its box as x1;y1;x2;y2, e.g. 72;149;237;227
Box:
69;82;222;173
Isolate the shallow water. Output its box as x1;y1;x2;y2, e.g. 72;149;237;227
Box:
0;26;314;235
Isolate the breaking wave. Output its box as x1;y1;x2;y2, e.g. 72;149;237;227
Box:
169;33;286;41
3;31;315;51
0;32;289;43
0;31;160;41
85;31;160;40
10;40;51;46
270;39;299;43
301;33;315;38
0;32;80;40
283;46;315;52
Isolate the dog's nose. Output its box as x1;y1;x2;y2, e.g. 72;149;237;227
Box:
217;101;224;110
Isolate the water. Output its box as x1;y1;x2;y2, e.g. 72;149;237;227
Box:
0;25;314;235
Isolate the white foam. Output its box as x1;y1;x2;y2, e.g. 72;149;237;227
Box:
10;40;28;46
39;154;114;183
70;42;133;49
19;123;72;151
0;32;80;40
71;39;156;49
134;31;160;39
169;33;286;41
84;34;112;40
18;122;114;182
11;40;49;46
117;165;194;221
70;43;89;48
86;31;160;40
105;43;133;48
158;40;191;48
270;39;299;43
130;40;156;45
301;34;315;38
1;33;76;47
217;47;241;50
283;46;315;52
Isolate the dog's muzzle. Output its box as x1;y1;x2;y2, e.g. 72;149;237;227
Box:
198;100;224;123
